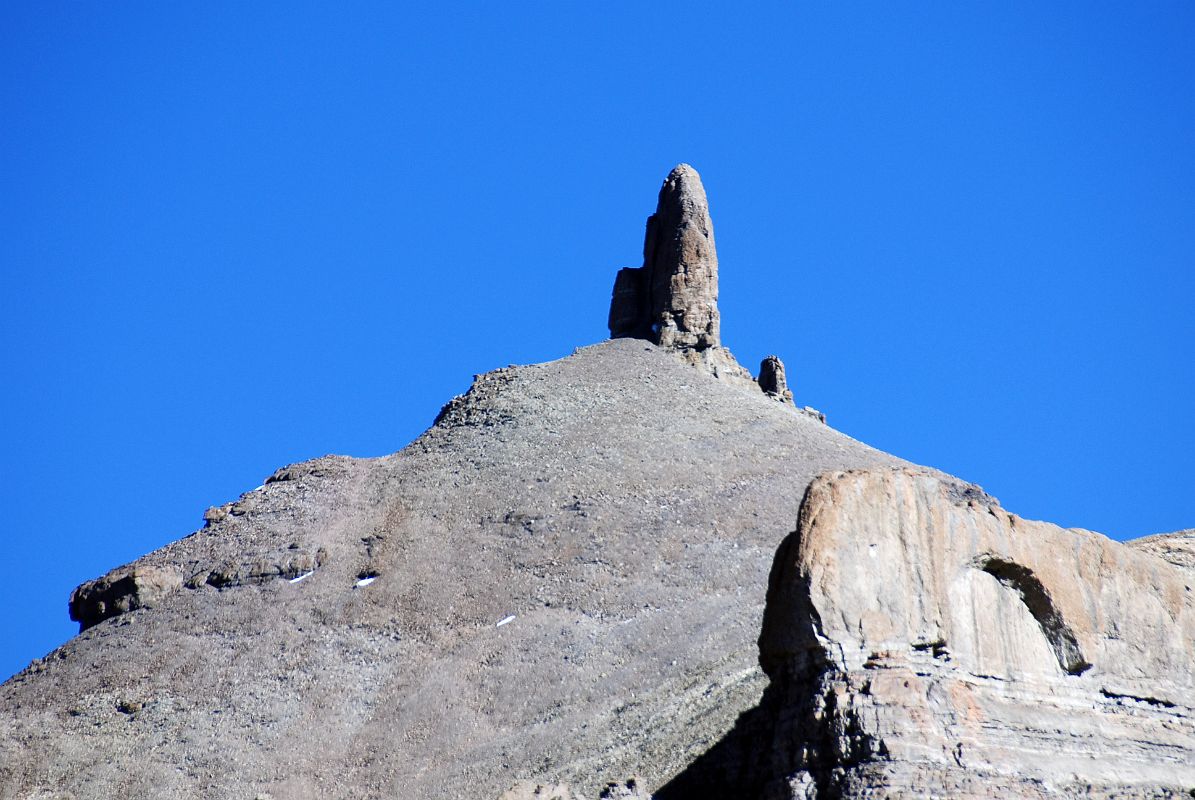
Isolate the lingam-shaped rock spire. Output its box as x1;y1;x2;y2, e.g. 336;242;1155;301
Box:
608;164;720;350
606;165;823;420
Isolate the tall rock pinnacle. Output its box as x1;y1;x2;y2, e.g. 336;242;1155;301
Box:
609;164;720;350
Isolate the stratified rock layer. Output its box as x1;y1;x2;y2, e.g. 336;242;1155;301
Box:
68;565;183;631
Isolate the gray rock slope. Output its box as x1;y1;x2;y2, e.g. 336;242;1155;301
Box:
0;337;902;800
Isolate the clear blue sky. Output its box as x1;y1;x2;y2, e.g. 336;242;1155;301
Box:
2;3;1192;682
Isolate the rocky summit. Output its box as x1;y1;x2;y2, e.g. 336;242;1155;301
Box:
2;166;1192;799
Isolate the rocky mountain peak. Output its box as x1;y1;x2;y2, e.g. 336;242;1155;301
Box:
4;166;1191;800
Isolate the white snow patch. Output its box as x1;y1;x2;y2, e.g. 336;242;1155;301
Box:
355;576;378;588
496;615;516;627
289;571;314;584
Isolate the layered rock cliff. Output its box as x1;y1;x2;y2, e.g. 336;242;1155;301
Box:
1;166;1190;800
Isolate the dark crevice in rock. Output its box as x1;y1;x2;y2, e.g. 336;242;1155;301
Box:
973;555;1091;675
911;639;950;660
1100;688;1177;708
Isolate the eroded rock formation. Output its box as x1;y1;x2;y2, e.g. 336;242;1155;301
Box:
663;467;1195;798
608;166;802;399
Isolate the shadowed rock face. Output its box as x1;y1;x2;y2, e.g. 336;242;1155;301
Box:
609;165;720;351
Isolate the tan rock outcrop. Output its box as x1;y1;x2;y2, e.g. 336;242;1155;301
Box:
752;467;1195;798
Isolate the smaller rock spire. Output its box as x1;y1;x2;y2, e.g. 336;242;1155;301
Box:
758;355;794;404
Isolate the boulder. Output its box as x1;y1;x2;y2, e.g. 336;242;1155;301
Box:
68;565;183;631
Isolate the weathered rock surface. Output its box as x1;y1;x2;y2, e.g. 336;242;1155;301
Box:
642;164;720;350
662;468;1195;798
1129;528;1195;579
608;165;761;395
500;782;585;800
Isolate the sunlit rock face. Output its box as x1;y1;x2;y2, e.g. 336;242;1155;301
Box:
741;467;1195;799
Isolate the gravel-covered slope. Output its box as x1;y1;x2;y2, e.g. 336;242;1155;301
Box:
0;338;903;800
